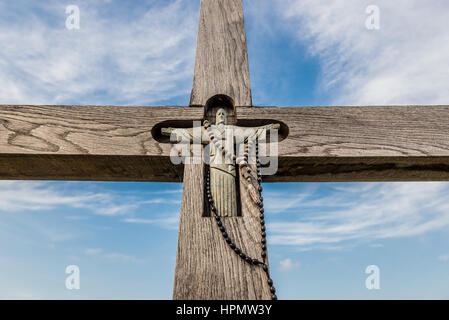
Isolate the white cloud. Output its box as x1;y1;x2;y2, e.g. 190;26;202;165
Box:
0;181;107;212
279;258;300;273
0;181;122;216
94;204;139;216
84;247;137;262
0;181;181;247
0;0;198;105
269;182;449;249
123;213;179;230
275;0;449;105
264;187;318;214
438;254;449;262
0;181;181;218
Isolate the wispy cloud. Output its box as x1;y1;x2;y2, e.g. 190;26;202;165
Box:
438;254;449;262
0;0;198;105
0;181;181;248
0;181;181;218
274;0;449;105
269;182;449;249
279;258;300;273
84;248;137;263
0;181;107;212
123;213;179;230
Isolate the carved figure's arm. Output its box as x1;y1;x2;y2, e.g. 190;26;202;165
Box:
161;127;175;136
253;123;281;133
161;127;210;144
235;123;281;141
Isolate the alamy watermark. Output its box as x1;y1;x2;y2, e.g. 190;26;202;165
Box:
65;265;80;290
66;5;80;30
365;265;380;290
365;5;380;30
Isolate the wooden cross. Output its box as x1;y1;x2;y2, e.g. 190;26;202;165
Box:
1;0;449;300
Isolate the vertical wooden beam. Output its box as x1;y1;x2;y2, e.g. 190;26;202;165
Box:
173;0;271;299
189;0;252;107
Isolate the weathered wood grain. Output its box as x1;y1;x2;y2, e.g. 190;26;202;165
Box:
237;105;449;182
173;164;271;300
0;104;201;181
190;0;252;107
2;104;449;182
174;0;271;300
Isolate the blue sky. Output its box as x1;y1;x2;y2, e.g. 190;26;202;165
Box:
1;0;449;299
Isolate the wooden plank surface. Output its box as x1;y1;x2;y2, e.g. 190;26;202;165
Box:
0;104;202;181
2;104;449;181
173;0;271;300
189;0;252;107
173;164;271;299
237;105;449;182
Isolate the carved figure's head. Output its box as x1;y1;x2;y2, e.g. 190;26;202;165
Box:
216;108;227;125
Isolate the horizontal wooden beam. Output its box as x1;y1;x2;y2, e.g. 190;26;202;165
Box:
0;105;200;182
1;104;449;182
238;105;449;182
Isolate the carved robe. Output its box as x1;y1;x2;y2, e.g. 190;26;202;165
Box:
209;124;238;217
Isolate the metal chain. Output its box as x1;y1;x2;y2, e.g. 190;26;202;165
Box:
204;122;277;300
